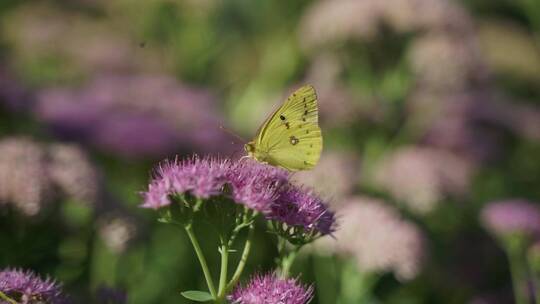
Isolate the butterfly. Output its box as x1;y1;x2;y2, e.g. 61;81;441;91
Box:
244;85;323;171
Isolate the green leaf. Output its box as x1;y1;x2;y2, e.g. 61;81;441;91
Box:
181;290;214;302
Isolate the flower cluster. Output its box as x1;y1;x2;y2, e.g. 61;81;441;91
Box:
0;268;67;304
300;0;471;49
141;155;335;303
0;137;100;216
34;74;230;158
227;160;291;212
481;199;540;238
142;157;288;213
314;196;426;281
269;186;336;239
374;146;475;214
228;273;313;304
142;156;231;208
141;156;336;237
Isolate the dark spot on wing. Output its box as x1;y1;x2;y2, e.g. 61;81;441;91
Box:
305;130;309;134
280;115;286;120
304;161;308;165
302;117;306;122
289;136;299;145
285;122;290;129
310;144;313;148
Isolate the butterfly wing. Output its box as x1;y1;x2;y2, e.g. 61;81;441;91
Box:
254;85;323;171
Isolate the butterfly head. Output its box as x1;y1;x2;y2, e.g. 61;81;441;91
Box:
244;141;256;156
244;141;269;164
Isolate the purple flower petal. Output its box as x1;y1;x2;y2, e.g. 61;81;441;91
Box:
268;186;336;236
227;160;289;213
228;273;313;304
141;156;230;209
0;268;68;304
141;157;288;213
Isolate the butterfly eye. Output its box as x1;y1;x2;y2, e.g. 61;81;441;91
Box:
244;143;255;153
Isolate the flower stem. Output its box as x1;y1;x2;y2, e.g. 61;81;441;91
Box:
337;259;377;304
226;224;254;292
508;248;527;304
217;243;229;298
185;225;217;299
527;252;540;304
278;242;302;279
279;249;298;278
532;273;540;304
0;291;17;304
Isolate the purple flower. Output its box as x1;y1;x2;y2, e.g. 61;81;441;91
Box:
34;74;231;158
268;186;336;237
228;273;313;304
481;199;540;238
227;160;289;212
141;157;289;213
0;268;67;304
141;156;230;209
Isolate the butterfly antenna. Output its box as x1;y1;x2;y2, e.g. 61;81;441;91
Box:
219;125;247;145
219;125;248;160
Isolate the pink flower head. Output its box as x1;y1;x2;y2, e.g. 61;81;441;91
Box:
227;160;289;213
481;199;540;238
141;156;230;209
228;273;313;304
141;156;289;213
0;268;68;304
268;186;336;237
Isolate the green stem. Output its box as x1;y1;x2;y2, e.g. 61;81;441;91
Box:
337;260;377;304
0;291;18;304
226;224;254;292
279;247;299;278
508;250;527;304
531;272;540;304
217;243;229;298
313;256;338;304
185;225;217;299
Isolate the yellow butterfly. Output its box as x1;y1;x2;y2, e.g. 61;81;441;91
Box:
244;85;323;171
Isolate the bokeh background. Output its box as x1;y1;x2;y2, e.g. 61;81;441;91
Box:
1;0;540;303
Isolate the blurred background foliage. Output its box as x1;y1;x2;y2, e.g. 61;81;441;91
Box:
1;0;540;303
